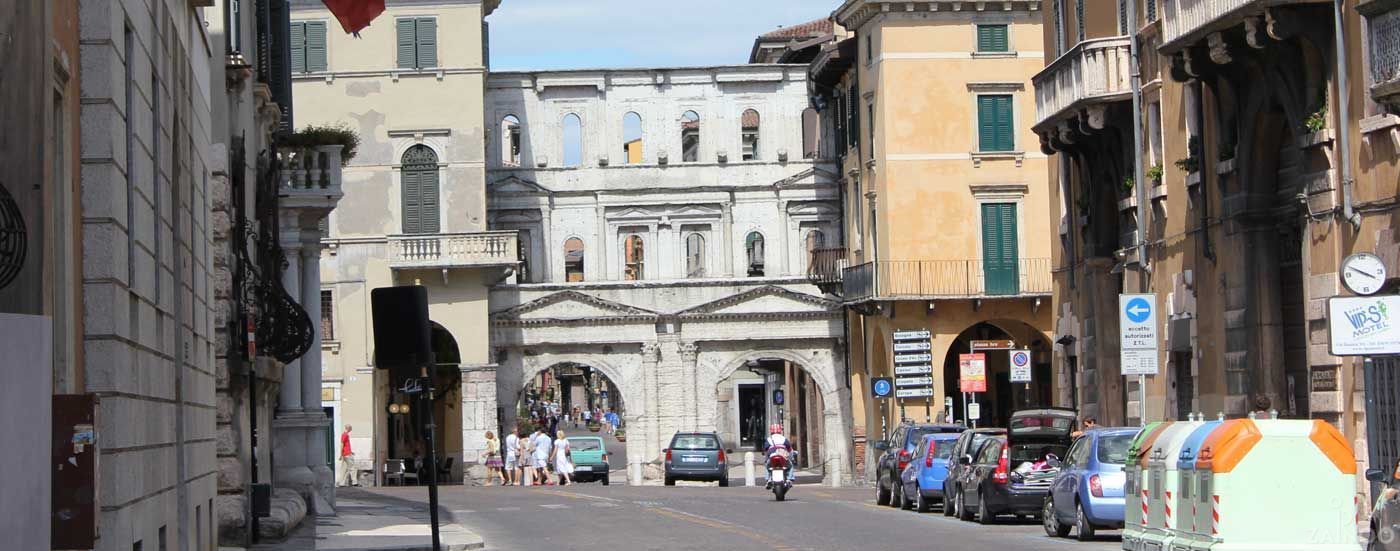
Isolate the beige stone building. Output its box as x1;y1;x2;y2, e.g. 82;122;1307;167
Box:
292;0;511;485
1033;0;1400;499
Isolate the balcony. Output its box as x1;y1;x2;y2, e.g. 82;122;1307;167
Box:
1032;37;1133;133
1159;0;1328;54
388;231;520;270
841;259;1053;302
806;247;849;295
277;145;344;211
1360;0;1400;106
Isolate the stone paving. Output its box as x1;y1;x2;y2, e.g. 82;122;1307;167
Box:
232;489;484;551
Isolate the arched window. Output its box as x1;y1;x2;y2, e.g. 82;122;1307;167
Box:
685;233;706;278
623;111;643;164
802;108;819;159
741;109;760;161
400;145;439;234
624;235;644;281
564;237;585;282
562;113;583;167
745;232;765;277
681;111;700;163
501;115;522;166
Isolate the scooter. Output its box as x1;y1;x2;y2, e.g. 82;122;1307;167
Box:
767;453;793;501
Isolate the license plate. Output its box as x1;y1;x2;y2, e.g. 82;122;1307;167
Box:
681;456;707;463
575;466;592;472
772;470;785;482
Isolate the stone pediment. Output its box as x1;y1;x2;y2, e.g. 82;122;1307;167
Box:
493;291;658;322
491;176;552;195
772;166;840;189
678;285;839;317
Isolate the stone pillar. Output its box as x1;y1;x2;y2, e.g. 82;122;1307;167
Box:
721;201;734;277
777;200;790;276
594;196;608;279
277;243;303;415
299;239;334;513
680;342;699;430
640;342;661;479
461;365;499;485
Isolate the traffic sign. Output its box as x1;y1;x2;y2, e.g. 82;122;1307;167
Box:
896;388;934;398
772;389;785;406
1119;293;1159;376
959;353;987;392
1009;349;1032;383
896;376;933;387
893;330;931;340
894;364;933;375
970;339;1014;350
894;353;933;364
871;377;894;399
968;402;981;420
893;341;932;352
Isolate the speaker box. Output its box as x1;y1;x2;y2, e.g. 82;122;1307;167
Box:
371;285;432;379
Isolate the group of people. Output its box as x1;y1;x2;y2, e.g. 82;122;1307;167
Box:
482;426;576;486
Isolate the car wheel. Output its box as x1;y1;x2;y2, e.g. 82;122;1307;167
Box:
892;482;905;509
977;491;995;525
957;491;974;521
942;485;956;517
915;487;932;513
602;475;610;486
1075;501;1096;541
876;476;891;506
718;476;729;487
900;484;914;510
1044;496;1071;537
664;476;675;486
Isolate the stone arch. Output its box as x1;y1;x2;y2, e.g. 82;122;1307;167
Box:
935;319;1054;429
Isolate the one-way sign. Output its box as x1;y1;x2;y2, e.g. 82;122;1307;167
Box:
1119;293;1159;376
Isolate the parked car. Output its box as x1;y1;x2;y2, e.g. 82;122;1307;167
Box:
566;435;610;485
956;408;1077;524
1043;427;1136;540
942;427;1007;518
874;422;965;506
897;432;962;512
1367;459;1400;551
663;432;729;486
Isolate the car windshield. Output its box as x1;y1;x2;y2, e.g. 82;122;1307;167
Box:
930;439;955;460
672;435;719;450
1097;433;1134;464
570;439;603;452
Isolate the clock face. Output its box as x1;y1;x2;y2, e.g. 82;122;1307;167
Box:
1342;253;1387;296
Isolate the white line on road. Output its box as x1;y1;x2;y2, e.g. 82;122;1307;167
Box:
540;504;568;509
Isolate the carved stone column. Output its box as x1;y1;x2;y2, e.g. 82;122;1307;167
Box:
680;342;699;431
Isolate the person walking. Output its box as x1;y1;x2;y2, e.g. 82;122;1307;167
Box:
504;427;520;486
520;429;535;486
553;430;575;486
533;428;554;485
484;431;506;485
338;425;358;487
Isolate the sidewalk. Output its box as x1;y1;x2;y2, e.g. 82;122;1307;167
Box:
237;488;484;551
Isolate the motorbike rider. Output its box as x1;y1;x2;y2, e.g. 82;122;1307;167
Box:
764;423;796;488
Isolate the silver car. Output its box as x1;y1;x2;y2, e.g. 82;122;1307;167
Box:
1369;461;1400;551
663;432;731;487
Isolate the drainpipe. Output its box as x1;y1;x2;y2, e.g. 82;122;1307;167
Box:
1334;0;1360;229
1128;0;1149;282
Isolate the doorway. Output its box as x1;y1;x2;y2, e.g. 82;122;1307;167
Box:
738;383;765;450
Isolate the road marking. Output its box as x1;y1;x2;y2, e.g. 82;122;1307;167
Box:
495;507;521;511
449;510;475;514
538;489;625;503
650;507;800;551
540;504;568;509
591;502;619;508
633;500;662;507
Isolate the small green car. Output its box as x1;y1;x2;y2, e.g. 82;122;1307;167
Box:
566;436;610;485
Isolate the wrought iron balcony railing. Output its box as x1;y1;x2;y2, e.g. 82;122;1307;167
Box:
1033;37;1133;132
841;258;1053;302
1360;0;1400;107
388;231;520;269
806;247;848;293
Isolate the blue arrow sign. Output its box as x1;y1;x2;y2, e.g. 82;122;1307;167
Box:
1125;297;1152;324
872;378;893;398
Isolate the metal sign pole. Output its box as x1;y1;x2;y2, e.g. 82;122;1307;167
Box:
1139;374;1147;427
416;364;442;551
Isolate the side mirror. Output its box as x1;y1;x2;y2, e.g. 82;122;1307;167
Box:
873;440;890;451
1367;468;1388;483
959;455;972;466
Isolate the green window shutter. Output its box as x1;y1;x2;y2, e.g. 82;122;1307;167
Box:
415;17;437;69
996;95;1014;151
290;22;306;74
419;165;440;233
979;95;1014;151
305;21;327;72
981;203;1020;295
401;167;420;234
977;25;1008;52
396;18;417;69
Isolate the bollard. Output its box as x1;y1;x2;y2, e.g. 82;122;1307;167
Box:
630;461;643;486
744;452;755;487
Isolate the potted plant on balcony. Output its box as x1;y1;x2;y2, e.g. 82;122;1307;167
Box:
282;123;360;166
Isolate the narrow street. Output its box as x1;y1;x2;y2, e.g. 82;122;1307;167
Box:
359;483;1121;551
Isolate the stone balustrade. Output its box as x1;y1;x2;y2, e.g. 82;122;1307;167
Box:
387;231;520;269
1159;0;1323;53
1033;36;1133;133
278;145;343;193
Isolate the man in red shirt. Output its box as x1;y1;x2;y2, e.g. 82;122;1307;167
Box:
339;424;357;487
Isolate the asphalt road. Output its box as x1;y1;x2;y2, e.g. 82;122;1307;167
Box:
365;481;1123;551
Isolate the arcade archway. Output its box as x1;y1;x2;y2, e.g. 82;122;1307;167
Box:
941;321;1053;428
381;322;464;480
712;351;843;480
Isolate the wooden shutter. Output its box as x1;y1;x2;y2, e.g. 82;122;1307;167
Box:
305;21;327;72
290;22;306;73
995;95;1014;151
981;203;1020;295
401;167;421;234
415;17;437;69
977;25;1008;52
396;18;416;69
979;95;1014;151
418;164;440;233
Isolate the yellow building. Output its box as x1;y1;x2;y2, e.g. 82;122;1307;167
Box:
1033;0;1400;491
292;0;514;484
808;0;1054;480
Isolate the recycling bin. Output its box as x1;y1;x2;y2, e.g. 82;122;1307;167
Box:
1125;422;1172;551
1140;421;1206;551
1168;421;1224;551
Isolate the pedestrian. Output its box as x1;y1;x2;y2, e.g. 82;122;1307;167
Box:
484;431;506;485
533;428;554;485
520;428;535;486
582;408;592;426
338;424;358;487
1071;417;1097;438
1251;395;1274;419
553;430;575;486
549;414;559;436
504;427;520;486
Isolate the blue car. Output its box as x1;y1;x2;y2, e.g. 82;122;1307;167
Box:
896;432;963;513
1043;427;1137;541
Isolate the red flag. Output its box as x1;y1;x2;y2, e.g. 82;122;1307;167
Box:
320;0;386;35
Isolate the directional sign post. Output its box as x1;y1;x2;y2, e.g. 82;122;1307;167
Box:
893;329;936;422
1120;294;1159;425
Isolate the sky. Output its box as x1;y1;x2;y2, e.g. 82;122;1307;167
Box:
487;0;837;71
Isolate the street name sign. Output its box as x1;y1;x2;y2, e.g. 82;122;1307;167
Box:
896;388;935;398
893;330;931;340
893;341;932;352
1009;349;1032;383
1119;294;1160;376
894;353;933;363
1329;295;1400;356
959;353;987;392
896;376;934;387
871;377;894;399
970;339;1014;350
894;364;933;375
893;328;936;400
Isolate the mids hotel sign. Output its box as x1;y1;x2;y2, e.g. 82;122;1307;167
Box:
1329;295;1400;356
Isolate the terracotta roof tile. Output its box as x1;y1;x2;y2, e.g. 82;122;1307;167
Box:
758;18;834;41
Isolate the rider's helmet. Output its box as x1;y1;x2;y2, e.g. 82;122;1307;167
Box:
769;423;783;434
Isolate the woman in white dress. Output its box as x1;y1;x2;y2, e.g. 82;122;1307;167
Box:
553;430;575;486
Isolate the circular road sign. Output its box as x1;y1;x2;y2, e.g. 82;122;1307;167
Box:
1125;297;1152;324
872;378;893;397
1012;350;1030;367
